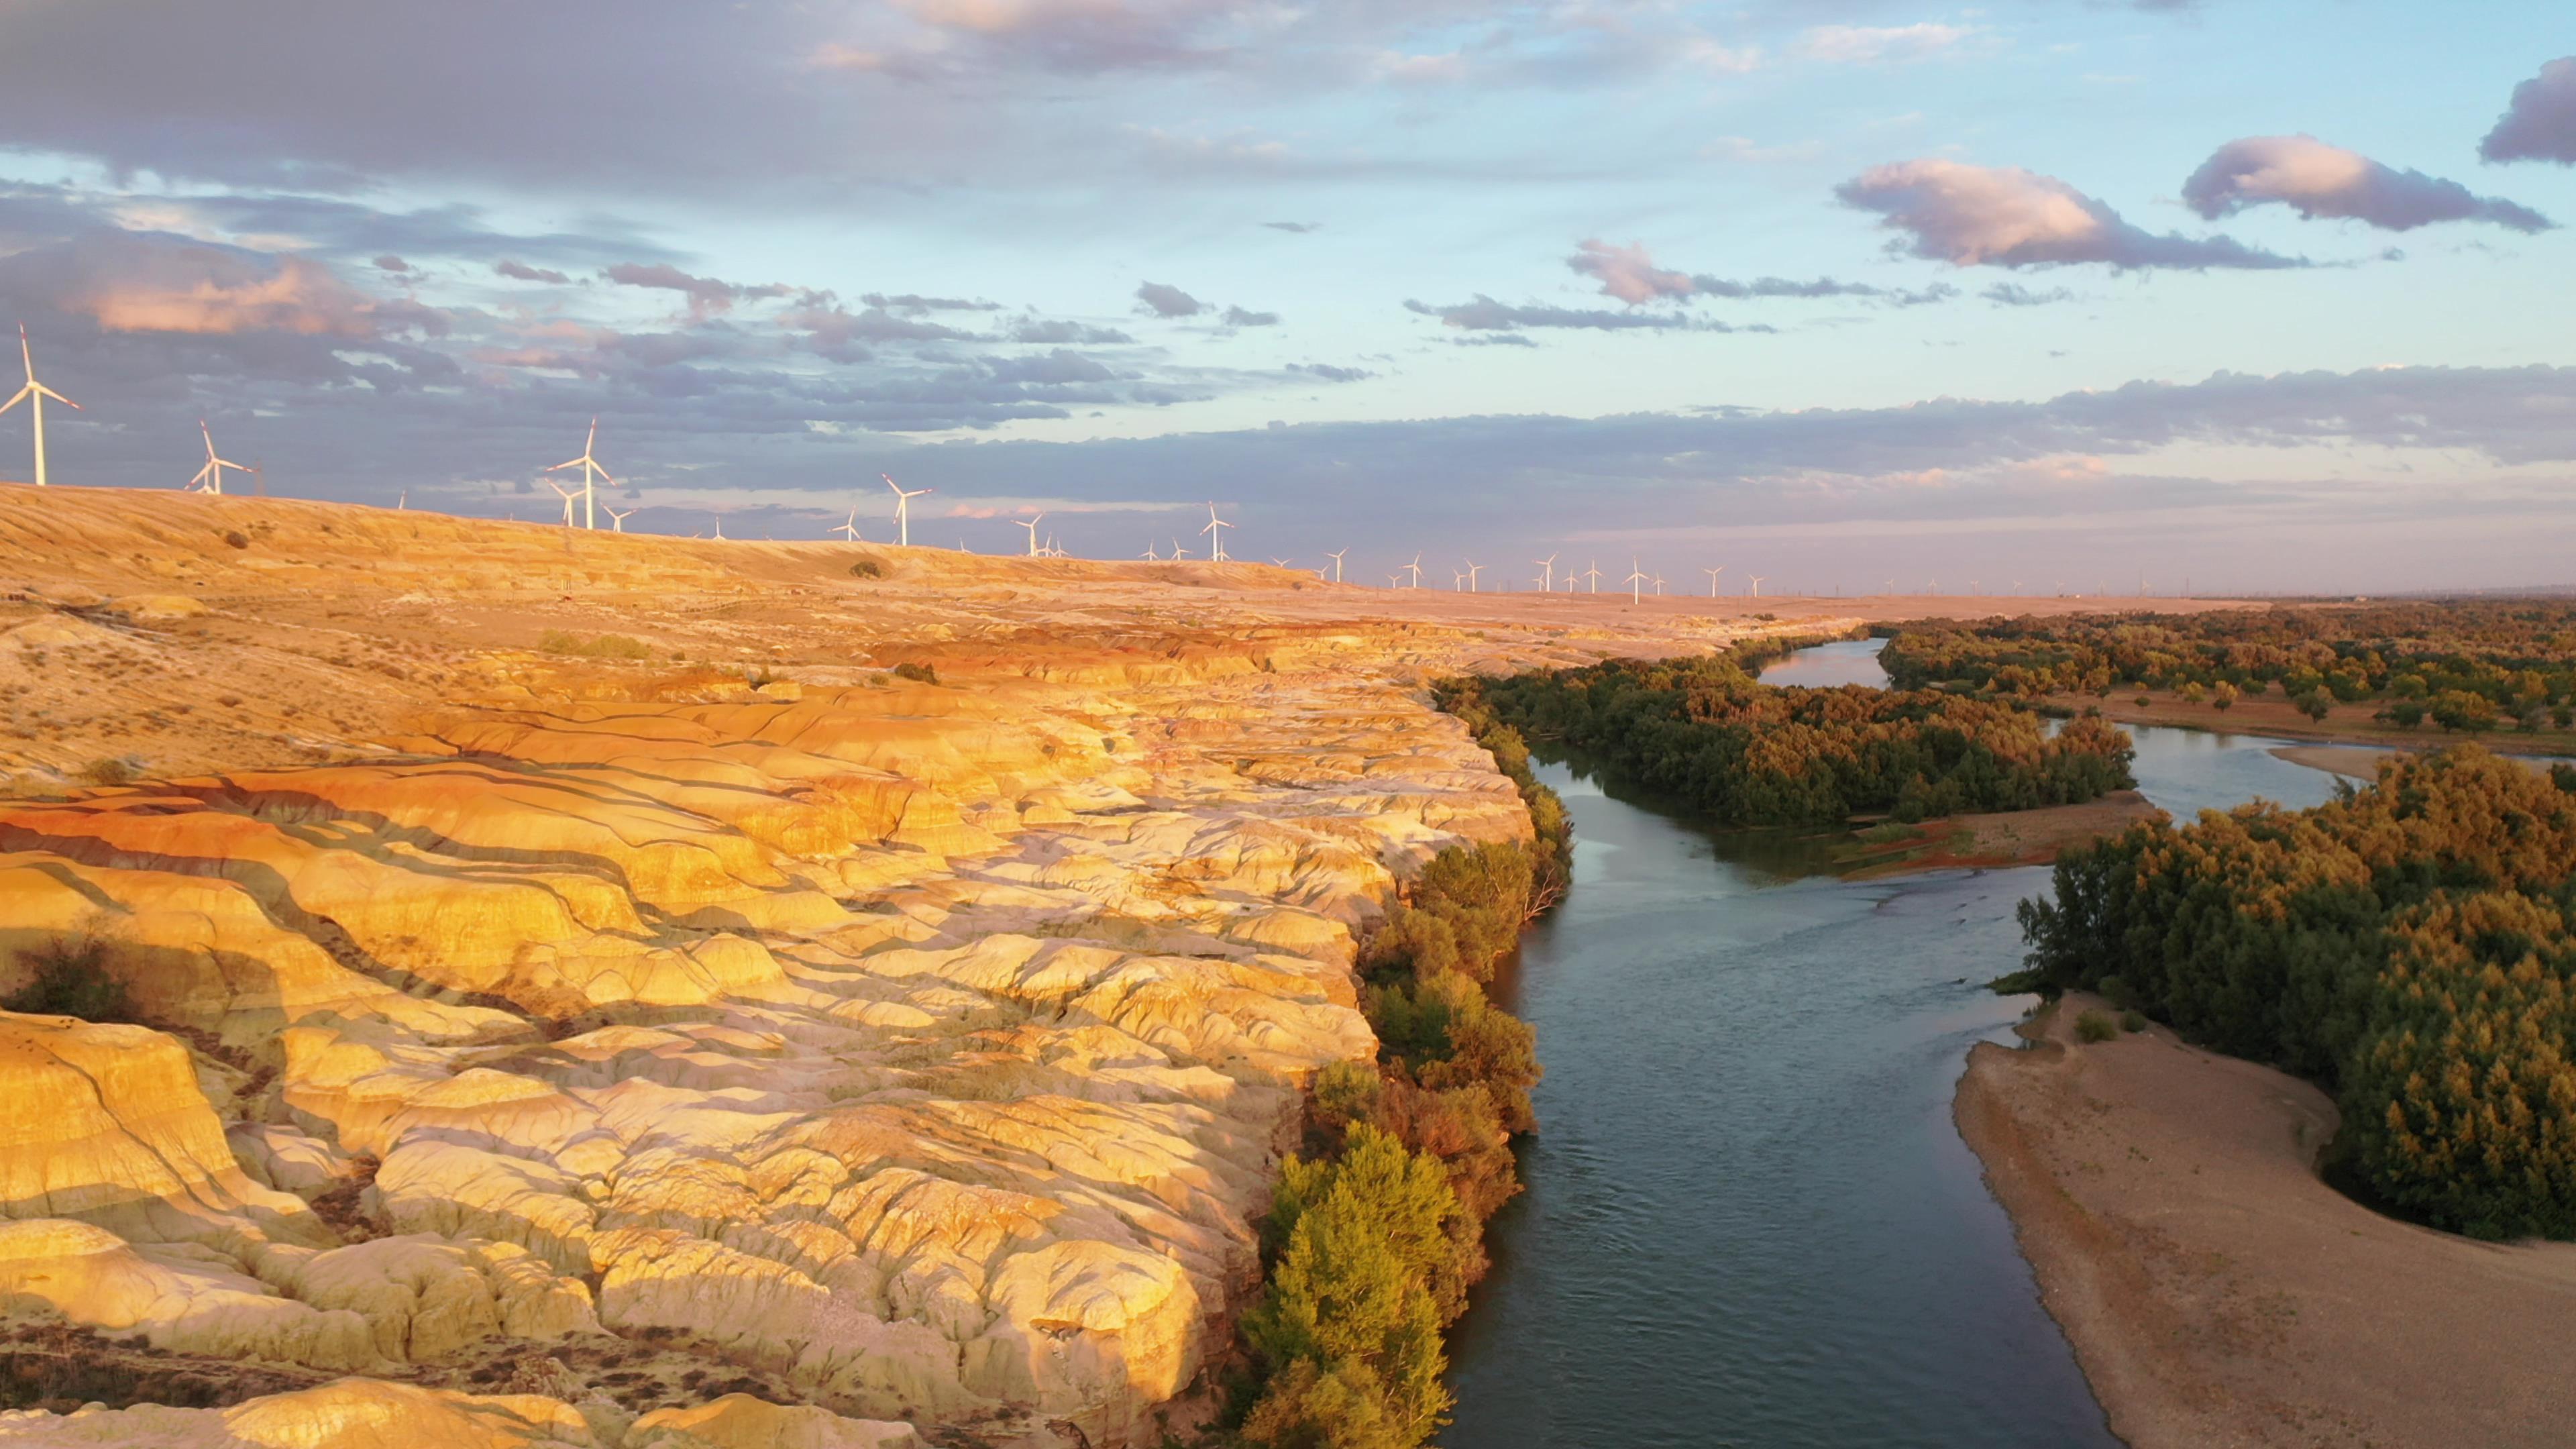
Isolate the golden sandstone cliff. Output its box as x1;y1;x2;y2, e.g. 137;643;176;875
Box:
0;487;1788;1448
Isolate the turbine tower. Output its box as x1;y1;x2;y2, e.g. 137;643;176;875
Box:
1623;559;1647;604
1748;575;1766;597
1403;553;1423;589
2;325;80;488
1703;565;1725;597
545;418;614;530
1464;561;1482;592
1326;548;1347;583
604;506;635;533
1019;515;1044;556
1142;541;1161;560
881;474;932;547
834;508;863;542
187;421;252;496
1582;560;1602;594
546;480;579;527
1201;502;1233;561
1534;553;1558;592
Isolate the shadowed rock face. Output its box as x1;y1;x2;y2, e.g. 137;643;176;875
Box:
0;486;1803;1446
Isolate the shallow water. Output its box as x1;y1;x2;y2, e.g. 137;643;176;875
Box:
1438;641;2336;1448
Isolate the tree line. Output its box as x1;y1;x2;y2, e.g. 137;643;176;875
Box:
2015;745;2576;1240
1881;602;2576;733
1457;645;2135;828
1225;688;1570;1448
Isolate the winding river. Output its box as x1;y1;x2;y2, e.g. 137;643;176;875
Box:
1440;638;2340;1448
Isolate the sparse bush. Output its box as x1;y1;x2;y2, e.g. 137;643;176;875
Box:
2121;1010;2148;1033
537;631;653;660
76;757;137;787
221;530;250;550
847;559;884;579
4;934;131;1022
2075;1010;2118;1043
890;661;938;684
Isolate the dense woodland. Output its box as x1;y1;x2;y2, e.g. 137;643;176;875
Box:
1882;602;2576;732
1461;645;2135;827
2018;745;2576;1240
1230;693;1568;1448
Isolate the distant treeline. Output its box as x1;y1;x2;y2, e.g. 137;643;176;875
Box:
1459;643;2135;828
2017;745;2576;1240
1882;603;2576;732
1228;692;1569;1448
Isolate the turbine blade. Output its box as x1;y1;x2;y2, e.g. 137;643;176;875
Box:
34;384;77;409
0;385;25;415
548;458;583;471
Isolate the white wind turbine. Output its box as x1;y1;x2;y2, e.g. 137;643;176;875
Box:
1326;548;1348;583
2;325;80;488
1534;553;1558;592
834;508;863;542
1385;572;1402;588
1653;573;1666;596
605;506;635;533
881;474;932;546
1171;539;1189;559
1019;515;1044;556
1142;541;1162;560
545;417;614;530
1582;560;1602;594
1623;559;1647;604
187;421;253;496
1464;561;1482;592
1748;574;1766;597
711;512;727;541
1201;502;1234;561
1703;565;1725;597
1403;553;1423;589
546;479;579;527
1271;556;1295;568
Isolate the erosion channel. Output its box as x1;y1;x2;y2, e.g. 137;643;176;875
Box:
1440;637;2343;1448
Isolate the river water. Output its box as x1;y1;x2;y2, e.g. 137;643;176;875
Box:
1439;638;2339;1448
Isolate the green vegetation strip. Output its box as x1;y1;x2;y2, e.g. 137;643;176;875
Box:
2017;745;2576;1240
1456;641;2135;828
1219;686;1568;1448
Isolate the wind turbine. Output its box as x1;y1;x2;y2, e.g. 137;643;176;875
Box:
2;325;80;488
1534;553;1558;592
546;480;579;527
1201;502;1233;561
1019;515;1044;556
1582;560;1602;594
1142;541;1161;560
396;489;407;511
605;506;635;533
1171;540;1189;559
1326;548;1347;582
1623;559;1647;604
1703;566;1725;597
1653;573;1666;596
1748;574;1766;597
1271;556;1295;568
1464;561;1482;592
186;421;252;496
712;513;727;541
545;417;614;530
1403;553;1423;589
881;474;932;546
834;508;863;542
1385;573;1402;588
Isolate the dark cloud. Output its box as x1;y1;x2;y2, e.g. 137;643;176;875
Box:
863;293;1004;314
496;260;573;284
603;262;791;317
1261;221;1322;233
1404;296;1773;334
2482;57;2576;165
1134;282;1205;318
1837;158;2306;270
1221;305;1281;327
2184;136;2553;233
374;255;412;274
1002;317;1136;345
1287;363;1371;382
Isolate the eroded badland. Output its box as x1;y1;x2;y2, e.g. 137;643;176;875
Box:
0;488;2202;1448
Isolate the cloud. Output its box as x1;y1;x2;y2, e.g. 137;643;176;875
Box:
1287;362;1371;382
2481;57;2576;165
1794;23;1975;64
1403;296;1771;334
1835;158;2306;270
2183;135;2552;233
1565;239;1954;307
604;262;789;317
1220;305;1280;327
495;260;572;284
1982;282;2077;307
56;237;405;339
1261;221;1321;233
1134;281;1203;317
374;254;412;274
863;292;1003;313
1002;316;1136;345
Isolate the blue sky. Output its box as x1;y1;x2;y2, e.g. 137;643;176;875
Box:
0;3;2570;593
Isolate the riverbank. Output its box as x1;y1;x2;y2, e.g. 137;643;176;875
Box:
1957;996;2576;1448
1841;791;2166;875
2054;689;2576;759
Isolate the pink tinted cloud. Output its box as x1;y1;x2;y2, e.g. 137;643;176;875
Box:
73;250;389;337
1836;158;2302;270
2184;135;2551;233
1566;239;1695;305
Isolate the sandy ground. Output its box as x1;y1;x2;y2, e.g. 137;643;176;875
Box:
2061;691;2576;760
1843;791;2167;875
1957;997;2576;1448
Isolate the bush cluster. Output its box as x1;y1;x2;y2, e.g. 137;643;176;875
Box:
3;935;131;1022
537;630;655;660
1462;645;2133;828
2017;745;2576;1239
1228;694;1570;1448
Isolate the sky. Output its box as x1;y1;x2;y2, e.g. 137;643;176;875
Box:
0;1;2571;595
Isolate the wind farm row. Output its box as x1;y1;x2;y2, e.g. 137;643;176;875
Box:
2;323;2172;601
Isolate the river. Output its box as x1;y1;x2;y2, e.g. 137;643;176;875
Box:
1439;637;2340;1448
